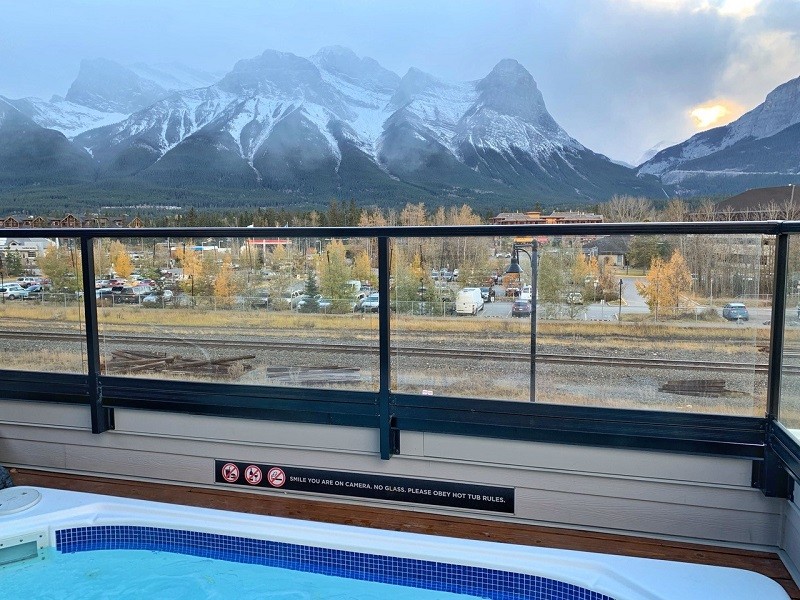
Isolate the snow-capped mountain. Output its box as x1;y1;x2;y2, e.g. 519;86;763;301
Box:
127;62;222;93
4;95;127;138
66;47;658;202
0;46;663;206
639;76;800;195
0;98;96;186
636;141;672;167
4;58;221;141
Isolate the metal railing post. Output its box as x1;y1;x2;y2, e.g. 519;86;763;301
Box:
377;236;396;459
80;236;113;433
767;232;789;419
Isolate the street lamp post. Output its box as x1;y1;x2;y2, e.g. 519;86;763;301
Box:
506;241;538;402
618;278;623;320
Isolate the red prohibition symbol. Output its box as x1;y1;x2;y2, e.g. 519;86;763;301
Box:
267;467;286;488
221;462;240;483
244;465;263;485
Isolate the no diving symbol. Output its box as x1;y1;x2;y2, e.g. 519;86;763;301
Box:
267;467;286;488
244;465;263;485
221;463;240;483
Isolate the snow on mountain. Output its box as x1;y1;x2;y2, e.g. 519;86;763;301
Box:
1;59;218;140
128;62;222;92
74;86;237;166
0;96;96;186
310;46;399;157
0;46;661;202
636;141;672;166
456;59;579;159
5;96;127;138
384;67;475;156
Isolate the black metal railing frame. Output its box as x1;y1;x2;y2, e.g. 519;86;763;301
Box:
4;220;800;496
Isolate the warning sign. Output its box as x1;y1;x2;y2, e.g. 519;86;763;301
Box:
244;465;263;485
267;467;286;488
220;463;240;483
214;461;514;514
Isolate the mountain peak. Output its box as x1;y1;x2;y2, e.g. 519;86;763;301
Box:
312;46;400;92
475;59;555;127
65;58;167;113
488;58;531;78
219;49;323;96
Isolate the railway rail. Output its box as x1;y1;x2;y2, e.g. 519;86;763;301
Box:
0;329;781;374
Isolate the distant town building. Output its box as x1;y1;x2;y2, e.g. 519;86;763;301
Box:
489;210;603;225
0;213;143;229
582;235;631;267
0;237;55;269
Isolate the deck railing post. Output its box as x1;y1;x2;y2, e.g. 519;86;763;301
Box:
767;232;789;420
377;236;395;459
80;236;113;433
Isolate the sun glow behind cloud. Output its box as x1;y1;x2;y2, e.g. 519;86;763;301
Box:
689;99;744;129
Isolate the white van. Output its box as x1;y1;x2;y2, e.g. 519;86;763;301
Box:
455;288;484;316
520;285;533;301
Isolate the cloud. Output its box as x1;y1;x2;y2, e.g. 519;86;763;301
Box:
619;0;763;18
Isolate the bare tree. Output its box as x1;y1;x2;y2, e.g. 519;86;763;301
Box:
659;199;689;222
600;195;656;223
761;201;782;220
692;198;717;222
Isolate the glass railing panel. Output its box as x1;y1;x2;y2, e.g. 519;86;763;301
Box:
95;236;378;391
0;236;87;374
391;233;769;415
389;234;531;400
780;234;800;437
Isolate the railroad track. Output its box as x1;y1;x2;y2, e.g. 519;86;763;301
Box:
0;329;778;374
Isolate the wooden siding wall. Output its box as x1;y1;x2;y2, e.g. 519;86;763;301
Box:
781;499;800;582
0;400;786;549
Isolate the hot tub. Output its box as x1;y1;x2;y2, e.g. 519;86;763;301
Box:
0;487;789;599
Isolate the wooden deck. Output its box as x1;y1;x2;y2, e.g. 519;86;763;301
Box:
11;468;800;599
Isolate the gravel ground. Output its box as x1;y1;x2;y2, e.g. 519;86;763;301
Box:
5;320;770;418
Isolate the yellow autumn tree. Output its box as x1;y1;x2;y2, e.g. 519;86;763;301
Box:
175;245;203;296
213;255;238;307
271;244;287;268
108;241;133;279
351;251;373;286
636;249;692;319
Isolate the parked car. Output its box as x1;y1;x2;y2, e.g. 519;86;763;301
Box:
358;292;380;313
479;287;496;302
142;290;174;306
511;299;532;318
114;285;151;305
96;288;116;307
16;276;41;288
0;284;28;300
275;289;306;309
520;285;533;302
24;284;45;301
722;302;749;321
297;294;333;313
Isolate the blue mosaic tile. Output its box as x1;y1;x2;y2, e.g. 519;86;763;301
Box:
55;526;615;600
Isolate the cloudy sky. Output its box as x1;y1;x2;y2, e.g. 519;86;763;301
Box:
2;0;800;164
